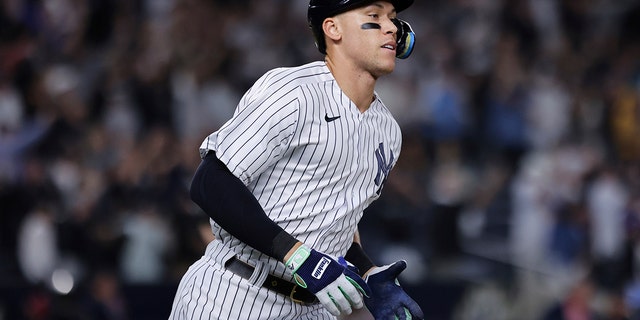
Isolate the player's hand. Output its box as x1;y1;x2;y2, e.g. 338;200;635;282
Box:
286;245;371;316
364;260;424;320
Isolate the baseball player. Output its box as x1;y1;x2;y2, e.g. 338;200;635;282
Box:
169;0;423;319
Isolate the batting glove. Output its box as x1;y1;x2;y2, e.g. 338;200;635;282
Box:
364;261;424;320
286;245;371;316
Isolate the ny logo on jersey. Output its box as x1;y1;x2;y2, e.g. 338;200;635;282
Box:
374;142;394;195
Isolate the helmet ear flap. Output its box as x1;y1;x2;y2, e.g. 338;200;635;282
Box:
393;18;415;59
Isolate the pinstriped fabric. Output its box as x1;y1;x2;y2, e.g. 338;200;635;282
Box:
168;255;333;320
175;61;401;319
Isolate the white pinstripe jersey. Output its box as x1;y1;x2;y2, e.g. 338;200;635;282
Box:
199;61;402;280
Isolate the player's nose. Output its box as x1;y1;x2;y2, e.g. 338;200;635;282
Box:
382;17;398;34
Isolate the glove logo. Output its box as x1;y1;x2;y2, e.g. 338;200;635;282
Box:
312;257;331;279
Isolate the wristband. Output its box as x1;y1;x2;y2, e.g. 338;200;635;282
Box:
272;230;299;262
345;242;375;276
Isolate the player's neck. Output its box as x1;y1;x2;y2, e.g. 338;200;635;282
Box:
324;57;376;113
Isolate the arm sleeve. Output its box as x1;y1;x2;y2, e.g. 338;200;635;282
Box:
190;151;298;261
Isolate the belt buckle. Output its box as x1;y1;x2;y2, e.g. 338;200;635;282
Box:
289;284;305;304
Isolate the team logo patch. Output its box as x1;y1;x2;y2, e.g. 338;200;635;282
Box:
374;142;394;195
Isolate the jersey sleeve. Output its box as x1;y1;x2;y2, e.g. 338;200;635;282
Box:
200;71;300;185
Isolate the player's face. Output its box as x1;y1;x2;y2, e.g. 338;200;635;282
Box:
336;2;399;77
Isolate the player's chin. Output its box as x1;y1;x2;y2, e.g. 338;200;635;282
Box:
382;53;397;70
376;60;396;76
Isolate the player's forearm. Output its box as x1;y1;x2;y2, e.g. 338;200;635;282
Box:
190;151;299;262
353;230;362;245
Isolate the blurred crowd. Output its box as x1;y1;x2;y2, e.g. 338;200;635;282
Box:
0;0;639;319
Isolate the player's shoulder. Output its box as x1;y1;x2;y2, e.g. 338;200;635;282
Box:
261;61;332;87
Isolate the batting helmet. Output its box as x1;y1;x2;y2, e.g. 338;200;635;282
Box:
308;0;415;58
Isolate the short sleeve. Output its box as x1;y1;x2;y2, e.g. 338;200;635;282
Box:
199;75;300;185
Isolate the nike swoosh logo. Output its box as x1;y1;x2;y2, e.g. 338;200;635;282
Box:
324;114;341;122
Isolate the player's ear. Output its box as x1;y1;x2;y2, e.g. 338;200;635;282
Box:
322;17;341;42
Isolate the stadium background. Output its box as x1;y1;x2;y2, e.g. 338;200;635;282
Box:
1;0;639;319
